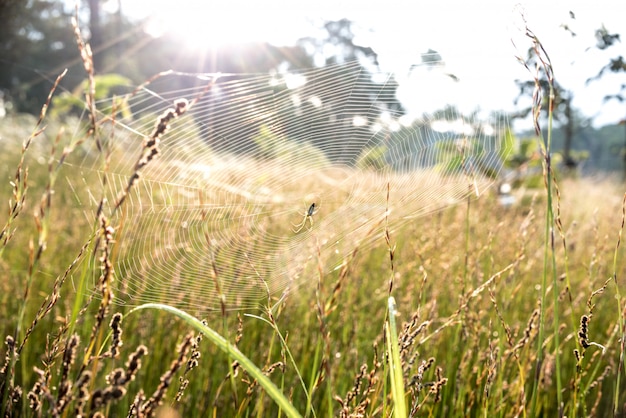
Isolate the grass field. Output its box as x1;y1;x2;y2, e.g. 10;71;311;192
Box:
2;25;626;418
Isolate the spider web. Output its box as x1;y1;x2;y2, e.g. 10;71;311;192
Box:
65;60;512;314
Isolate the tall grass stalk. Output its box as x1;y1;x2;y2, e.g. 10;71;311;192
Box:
541;65;565;417
611;193;626;415
515;25;564;415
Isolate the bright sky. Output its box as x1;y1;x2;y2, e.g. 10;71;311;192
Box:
118;0;626;128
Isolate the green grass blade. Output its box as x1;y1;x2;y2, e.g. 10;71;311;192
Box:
386;296;407;418
129;303;302;418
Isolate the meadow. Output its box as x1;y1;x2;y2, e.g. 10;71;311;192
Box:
2;25;626;418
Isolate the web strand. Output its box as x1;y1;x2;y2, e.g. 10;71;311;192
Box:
65;60;512;314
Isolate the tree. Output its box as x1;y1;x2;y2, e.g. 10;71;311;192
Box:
290;19;404;163
514;23;587;170
86;0;103;70
298;18;379;67
586;25;626;176
0;0;138;114
3;4;406;170
0;0;81;113
180;18;406;163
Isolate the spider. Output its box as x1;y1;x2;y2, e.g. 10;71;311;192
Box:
292;202;317;233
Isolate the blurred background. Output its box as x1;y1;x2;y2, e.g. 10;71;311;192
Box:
1;0;625;175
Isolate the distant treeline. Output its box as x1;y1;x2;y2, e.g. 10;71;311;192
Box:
526;123;626;174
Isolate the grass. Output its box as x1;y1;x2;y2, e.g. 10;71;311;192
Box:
1;17;626;418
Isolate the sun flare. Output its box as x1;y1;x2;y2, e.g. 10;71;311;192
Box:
144;1;288;51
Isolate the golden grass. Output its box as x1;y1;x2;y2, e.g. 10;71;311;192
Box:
2;117;625;415
1;16;626;417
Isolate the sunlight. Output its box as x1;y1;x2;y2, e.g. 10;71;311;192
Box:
141;0;285;50
147;6;263;50
116;0;626;126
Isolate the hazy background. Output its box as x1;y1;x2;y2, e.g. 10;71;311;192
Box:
1;0;626;173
